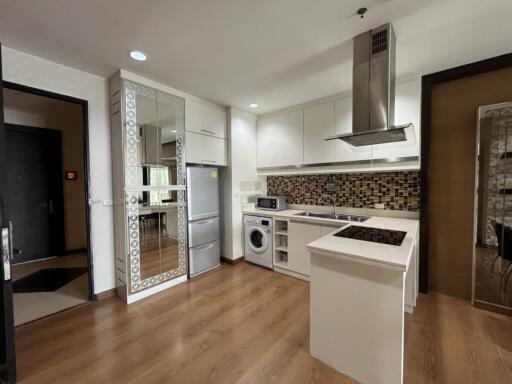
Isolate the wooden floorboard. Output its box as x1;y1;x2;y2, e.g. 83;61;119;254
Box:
14;263;512;384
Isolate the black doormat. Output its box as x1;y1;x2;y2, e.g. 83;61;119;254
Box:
13;267;88;293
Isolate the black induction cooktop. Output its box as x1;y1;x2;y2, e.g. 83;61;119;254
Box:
334;226;406;246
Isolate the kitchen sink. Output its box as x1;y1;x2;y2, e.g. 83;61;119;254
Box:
295;211;370;222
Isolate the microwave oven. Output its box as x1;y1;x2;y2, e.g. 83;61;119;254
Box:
257;196;286;211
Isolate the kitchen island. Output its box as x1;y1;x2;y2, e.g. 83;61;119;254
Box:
307;217;419;384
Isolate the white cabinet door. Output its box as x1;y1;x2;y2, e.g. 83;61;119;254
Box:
288;221;313;276
278;110;303;166
186;99;226;139
203;104;227;138
186;131;227;166
287;221;329;276
186;99;203;135
303;102;335;164
334;96;369;162
256;116;279;168
288;221;339;276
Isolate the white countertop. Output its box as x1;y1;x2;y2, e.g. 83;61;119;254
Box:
243;207;419;272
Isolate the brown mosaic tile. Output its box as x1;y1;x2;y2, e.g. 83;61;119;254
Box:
267;171;420;211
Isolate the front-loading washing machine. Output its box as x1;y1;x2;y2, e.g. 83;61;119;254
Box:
244;215;273;269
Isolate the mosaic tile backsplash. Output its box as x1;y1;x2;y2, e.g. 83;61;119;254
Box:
267;171;420;211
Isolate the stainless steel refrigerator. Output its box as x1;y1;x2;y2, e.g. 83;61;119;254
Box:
187;166;220;277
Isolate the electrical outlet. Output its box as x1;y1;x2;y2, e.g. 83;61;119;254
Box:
326;175;336;192
375;203;385;209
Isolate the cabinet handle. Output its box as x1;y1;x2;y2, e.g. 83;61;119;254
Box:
201;160;217;163
201;129;215;135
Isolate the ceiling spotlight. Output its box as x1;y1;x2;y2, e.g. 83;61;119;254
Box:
129;50;148;61
171;130;177;133
249;103;259;108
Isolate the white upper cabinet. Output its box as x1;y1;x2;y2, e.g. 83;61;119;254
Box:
303;102;335;164
256;116;279;168
334;96;370;162
257;110;303;168
186;98;227;166
278;110;303;166
203;104;227;138
187;99;227;139
186;131;227;166
255;78;420;171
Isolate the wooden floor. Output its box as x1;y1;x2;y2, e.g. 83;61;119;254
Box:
14;263;512;384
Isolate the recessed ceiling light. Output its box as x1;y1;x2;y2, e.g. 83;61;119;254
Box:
249;103;259;108
129;50;148;61
171;130;177;133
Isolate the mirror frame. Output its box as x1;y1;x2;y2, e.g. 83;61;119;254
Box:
123;80;187;293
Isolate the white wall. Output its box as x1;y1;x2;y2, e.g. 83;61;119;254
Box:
2;46;114;293
223;107;263;260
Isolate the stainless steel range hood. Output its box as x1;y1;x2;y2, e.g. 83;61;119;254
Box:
326;23;414;147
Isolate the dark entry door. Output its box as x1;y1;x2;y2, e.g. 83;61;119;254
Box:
5;125;64;264
0;43;17;384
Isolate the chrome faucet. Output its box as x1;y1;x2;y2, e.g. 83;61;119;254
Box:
317;194;337;216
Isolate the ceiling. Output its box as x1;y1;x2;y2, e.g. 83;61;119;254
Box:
0;0;511;114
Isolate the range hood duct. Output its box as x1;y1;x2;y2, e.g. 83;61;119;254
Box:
326;23;414;147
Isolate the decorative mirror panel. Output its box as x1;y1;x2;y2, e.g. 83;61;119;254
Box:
124;80;187;293
474;103;512;312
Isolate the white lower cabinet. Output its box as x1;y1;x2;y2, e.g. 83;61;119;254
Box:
287;220;338;277
186;131;227;166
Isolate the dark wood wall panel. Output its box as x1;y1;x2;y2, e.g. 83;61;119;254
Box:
428;67;512;299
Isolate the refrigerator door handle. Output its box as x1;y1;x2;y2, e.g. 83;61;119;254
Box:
195;218;215;225
193;241;217;251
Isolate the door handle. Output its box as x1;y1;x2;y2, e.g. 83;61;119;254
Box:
9;221;15;260
2;225;12;281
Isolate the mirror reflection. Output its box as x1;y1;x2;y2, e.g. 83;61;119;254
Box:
474;109;512;310
135;88;180;187
127;81;185;287
138;191;180;280
160;191;181;273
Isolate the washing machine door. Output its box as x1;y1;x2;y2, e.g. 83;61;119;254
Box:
248;227;268;253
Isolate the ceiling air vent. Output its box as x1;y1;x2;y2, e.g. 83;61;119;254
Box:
371;29;387;55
